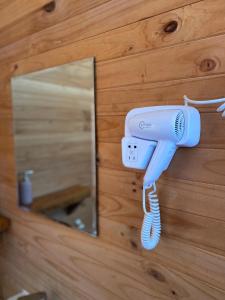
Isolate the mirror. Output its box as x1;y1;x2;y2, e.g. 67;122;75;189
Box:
11;58;97;236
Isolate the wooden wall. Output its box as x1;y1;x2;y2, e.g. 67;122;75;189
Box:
0;0;225;299
12;59;93;197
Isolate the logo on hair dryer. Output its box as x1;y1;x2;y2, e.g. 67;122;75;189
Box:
139;121;152;130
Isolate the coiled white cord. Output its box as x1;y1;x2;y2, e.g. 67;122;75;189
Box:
184;95;225;117
141;182;161;250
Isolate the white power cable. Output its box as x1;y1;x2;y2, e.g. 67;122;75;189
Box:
184;95;225;117
141;182;161;250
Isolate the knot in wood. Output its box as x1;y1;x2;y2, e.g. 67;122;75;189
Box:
200;58;216;72
43;1;56;13
163;20;178;33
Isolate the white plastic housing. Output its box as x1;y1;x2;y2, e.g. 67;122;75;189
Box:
122;105;201;186
125;106;200;147
122;137;156;169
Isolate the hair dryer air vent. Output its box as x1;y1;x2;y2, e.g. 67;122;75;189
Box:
174;110;185;141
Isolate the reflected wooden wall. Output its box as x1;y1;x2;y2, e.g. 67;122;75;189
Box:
12;60;93;197
0;0;225;299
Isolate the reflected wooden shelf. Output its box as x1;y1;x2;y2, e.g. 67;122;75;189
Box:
0;215;10;233
31;185;91;212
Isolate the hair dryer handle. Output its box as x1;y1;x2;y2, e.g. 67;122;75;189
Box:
144;140;177;187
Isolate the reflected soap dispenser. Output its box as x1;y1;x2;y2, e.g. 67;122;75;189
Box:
19;170;34;207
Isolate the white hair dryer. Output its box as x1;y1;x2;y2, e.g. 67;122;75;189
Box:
122;105;201;250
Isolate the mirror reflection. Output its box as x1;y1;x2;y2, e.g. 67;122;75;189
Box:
11;58;97;236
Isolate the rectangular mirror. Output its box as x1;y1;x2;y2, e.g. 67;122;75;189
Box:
11;58;97;236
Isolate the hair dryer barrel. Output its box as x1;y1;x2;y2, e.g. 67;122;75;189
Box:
128;109;185;143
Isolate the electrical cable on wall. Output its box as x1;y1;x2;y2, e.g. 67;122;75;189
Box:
184;95;225;117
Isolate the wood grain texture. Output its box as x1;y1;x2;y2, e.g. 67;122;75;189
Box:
96;34;225;89
0;0;50;31
0;0;110;49
98;168;225;221
2;215;225;300
32;185;90;212
96;75;225;115
0;0;201;66
0;0;225;299
12;60;94;197
0;215;10;233
9;0;225;78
